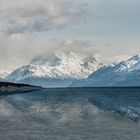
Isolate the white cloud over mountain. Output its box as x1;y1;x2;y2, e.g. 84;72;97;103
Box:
0;34;94;72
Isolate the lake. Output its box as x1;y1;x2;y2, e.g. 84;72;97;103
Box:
0;87;140;140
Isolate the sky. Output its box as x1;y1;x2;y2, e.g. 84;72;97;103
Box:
0;0;140;72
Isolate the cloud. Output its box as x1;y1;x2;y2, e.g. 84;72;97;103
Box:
112;55;131;63
0;0;89;34
0;34;94;72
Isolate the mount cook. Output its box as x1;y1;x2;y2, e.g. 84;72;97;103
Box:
6;52;103;87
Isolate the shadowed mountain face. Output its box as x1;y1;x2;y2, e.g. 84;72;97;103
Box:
72;55;140;87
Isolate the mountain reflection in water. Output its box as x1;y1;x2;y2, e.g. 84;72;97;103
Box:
0;87;140;140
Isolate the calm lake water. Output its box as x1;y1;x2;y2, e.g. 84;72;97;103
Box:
0;87;140;140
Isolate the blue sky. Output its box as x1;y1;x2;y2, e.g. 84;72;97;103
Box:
0;0;140;72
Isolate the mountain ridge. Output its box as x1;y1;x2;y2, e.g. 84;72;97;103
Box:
6;52;103;87
72;54;140;87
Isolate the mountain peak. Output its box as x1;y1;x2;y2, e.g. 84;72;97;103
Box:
129;54;140;61
112;54;140;72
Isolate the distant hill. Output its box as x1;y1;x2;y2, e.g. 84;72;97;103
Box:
0;81;42;92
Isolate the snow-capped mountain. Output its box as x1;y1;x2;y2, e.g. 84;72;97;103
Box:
72;54;140;87
6;52;103;87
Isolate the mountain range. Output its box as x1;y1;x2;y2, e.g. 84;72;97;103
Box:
6;52;103;87
72;54;140;87
4;52;140;87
